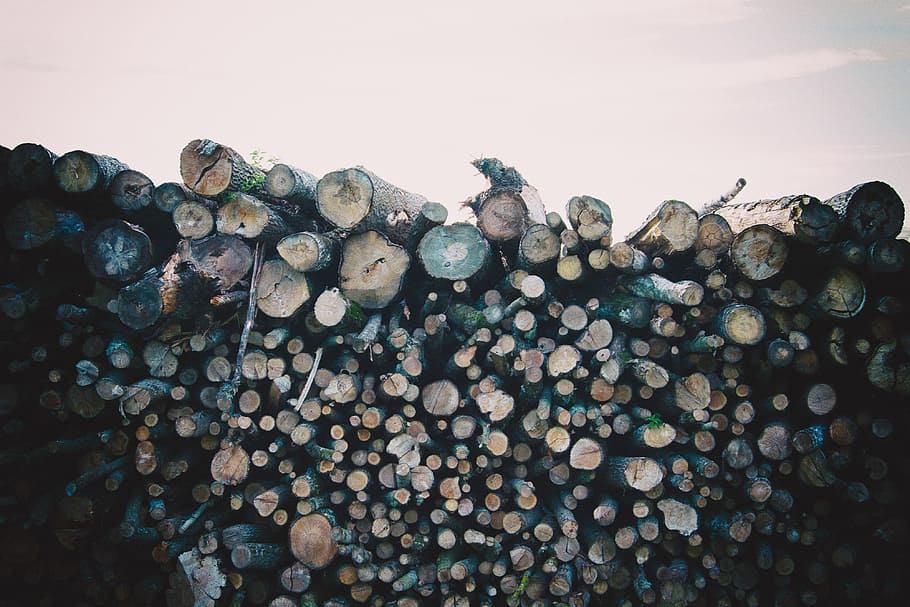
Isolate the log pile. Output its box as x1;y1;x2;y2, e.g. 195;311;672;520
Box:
1;140;909;607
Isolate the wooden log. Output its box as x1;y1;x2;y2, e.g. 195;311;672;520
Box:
173;200;215;239
256;258;311;318
467;157;546;245
712;195;840;244
181;234;254;290
729;225;788;281
289;513;338;570
621;274;703;306
211;443;251;486
266;163;318;203
695;214;734;255
316;167;427;244
217;193;291;244
117;254;212;329
338;230;410;309
110;169;155;212
8;142;56;192
866;238;907;272
811;267;866;319
53;150;129;193
714;303;766;346
277;231;339;272
567;195;613;243
609;242;650;274
626;200;698;256
82;219;153;282
824;181;904;243
418;223;492;281
866;341;910;395
515;223;561;274
154;182;198;213
180;139;266;197
405;200;449;252
3;197;84;250
599;457;664;492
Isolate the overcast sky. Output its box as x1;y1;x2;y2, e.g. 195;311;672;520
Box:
2;0;908;236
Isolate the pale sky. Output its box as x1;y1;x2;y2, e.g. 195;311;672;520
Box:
2;0;908;236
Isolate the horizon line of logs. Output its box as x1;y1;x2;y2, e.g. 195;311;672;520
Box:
1;139;909;607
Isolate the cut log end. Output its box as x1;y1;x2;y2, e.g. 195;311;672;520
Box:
289;513;338;570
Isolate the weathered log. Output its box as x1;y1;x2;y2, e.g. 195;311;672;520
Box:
712;195;840;244
418;223;492;281
8;142;57;192
3;197;84;250
53;150;129;193
467;157;546;245
266;163;318;204
110;169;155;212
117;253;212;329
316;167;427;244
289;513;338;570
277;231;340;272
83;219;153;282
626;200;698;256
621;274;703;306
173;200;215;239
714;303;765;346
729;225;788;281
217;193;291;244
824;181;904;243
256;258;311;318
567;195;613;243
180;139;266;197
338;230;410;309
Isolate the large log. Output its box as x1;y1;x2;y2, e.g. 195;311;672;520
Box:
466;158;546;245
338;230;410;309
180;139;266;198
417;223;492;282
626;200;699;256
54;150;129;193
711;195;840;244
82;219;153;281
8;142;57;192
316;167;426;244
824;181;904;243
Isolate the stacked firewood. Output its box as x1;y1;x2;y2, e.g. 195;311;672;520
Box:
1;140;908;607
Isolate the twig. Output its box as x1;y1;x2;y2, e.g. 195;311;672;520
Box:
178;500;211;535
701;177;747;215
218;243;264;413
294;346;324;412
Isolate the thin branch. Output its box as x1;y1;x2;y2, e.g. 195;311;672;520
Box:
294;346;324;412
218;243;264;413
701;177;747;215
